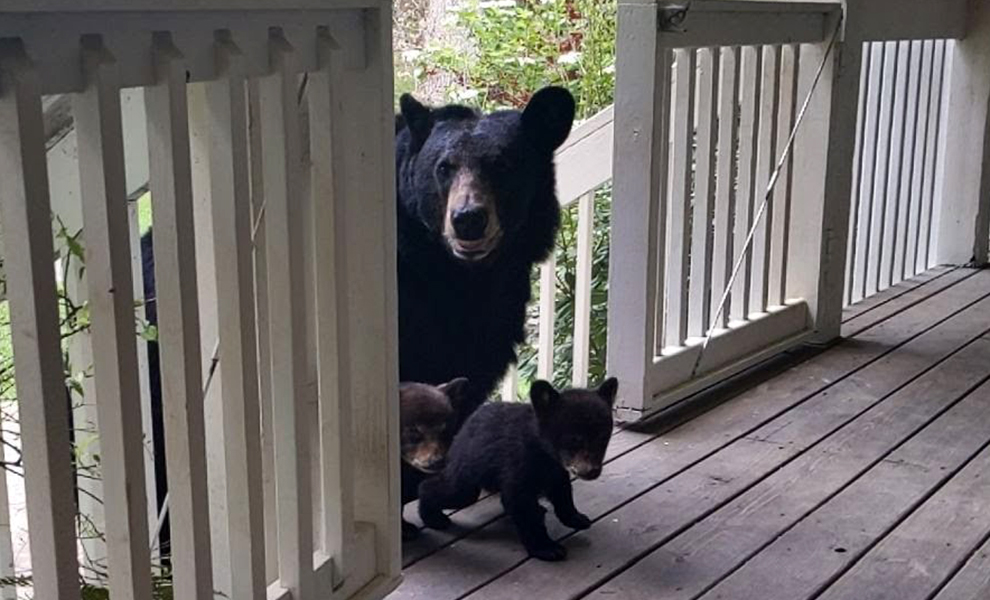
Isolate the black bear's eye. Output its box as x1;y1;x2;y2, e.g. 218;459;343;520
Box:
436;160;454;179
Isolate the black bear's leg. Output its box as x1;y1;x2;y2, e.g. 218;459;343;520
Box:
418;475;480;531
402;517;420;541
501;488;566;561
546;473;591;531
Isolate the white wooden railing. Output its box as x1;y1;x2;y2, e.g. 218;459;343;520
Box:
0;2;399;600
520;0;989;421
845;39;952;305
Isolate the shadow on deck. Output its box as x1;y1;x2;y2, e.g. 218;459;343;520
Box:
393;266;990;600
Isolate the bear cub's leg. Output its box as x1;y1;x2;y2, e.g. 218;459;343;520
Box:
546;472;592;531
501;484;567;562
418;474;481;531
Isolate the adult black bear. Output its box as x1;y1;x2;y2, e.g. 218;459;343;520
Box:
395;86;576;410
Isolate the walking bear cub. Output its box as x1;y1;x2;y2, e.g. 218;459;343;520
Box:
418;377;618;561
400;378;471;540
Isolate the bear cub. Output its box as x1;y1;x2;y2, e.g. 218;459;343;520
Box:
400;378;471;541
418;377;618;561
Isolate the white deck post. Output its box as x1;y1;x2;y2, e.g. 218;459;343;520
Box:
327;5;402;580
935;0;990;266
607;0;668;412
789;10;862;343
0;40;81;600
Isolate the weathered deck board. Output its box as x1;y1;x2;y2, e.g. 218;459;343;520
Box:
932;535;990;600
588;333;990;600
817;435;990;600
698;376;990;600
394;270;990;600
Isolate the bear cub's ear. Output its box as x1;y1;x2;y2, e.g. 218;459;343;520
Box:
521;86;576;153
400;93;434;149
437;377;470;410
530;379;560;419
597;377;619;408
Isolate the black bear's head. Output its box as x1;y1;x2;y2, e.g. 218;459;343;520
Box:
396;86;575;265
399;378;471;474
530;377;618;481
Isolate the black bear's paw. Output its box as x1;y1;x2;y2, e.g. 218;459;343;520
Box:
419;509;452;531
402;520;421;541
558;511;592;531
527;541;568;562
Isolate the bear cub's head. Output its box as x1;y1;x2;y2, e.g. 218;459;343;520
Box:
396;86;575;264
530;377;618;481
400;378;471;474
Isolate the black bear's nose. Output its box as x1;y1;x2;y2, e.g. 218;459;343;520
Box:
452;206;489;241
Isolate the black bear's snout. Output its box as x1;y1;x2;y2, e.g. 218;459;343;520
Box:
452;206;489;242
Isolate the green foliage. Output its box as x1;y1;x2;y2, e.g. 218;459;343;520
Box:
401;0;617;395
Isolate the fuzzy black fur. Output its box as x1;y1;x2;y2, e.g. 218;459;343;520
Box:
418;377;618;561
399;378;472;540
395;87;575;410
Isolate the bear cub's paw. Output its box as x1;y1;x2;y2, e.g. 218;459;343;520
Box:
527;540;568;562
557;510;592;531
419;507;452;531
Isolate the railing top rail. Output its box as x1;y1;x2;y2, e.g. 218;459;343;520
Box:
654;0;842;49
0;0;383;13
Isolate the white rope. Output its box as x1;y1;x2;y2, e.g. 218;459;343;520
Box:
690;14;844;378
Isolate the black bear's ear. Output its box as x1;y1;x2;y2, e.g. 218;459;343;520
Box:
438;377;470;409
521;86;576;153
530;379;560;418
400;93;433;149
597;377;619;408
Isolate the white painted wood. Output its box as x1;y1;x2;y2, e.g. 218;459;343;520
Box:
74;35;153;599
688;47;719;338
554;107;613;207
0;41;81;600
246;77;280;585
500;366;519;402
909;41;935;275
897;41;923;283
711;46;740;329
128;198;158;551
865;42;897;298
572;191;595;387
844;43;871;307
537;254;556;381
792;24;861;342
852;42;885;303
880;41;910;291
665;48;696;348
187;80;231;593
658;1;838;49
769;44;798;306
935;0;990;265
205;34;266;600
918;41;945;272
309;28;355;585
258;32;314;598
145;34;214;600
750;44;781;314
731;45;761;322
608;0;668;413
632;300;810;420
653;49;674;357
928;40;953;268
325;6;401;580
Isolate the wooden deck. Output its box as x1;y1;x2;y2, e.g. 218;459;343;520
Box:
393;266;990;600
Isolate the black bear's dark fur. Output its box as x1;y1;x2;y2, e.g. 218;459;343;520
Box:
139;231;170;556
418;377;618;561
395;87;576;410
399;378;472;540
